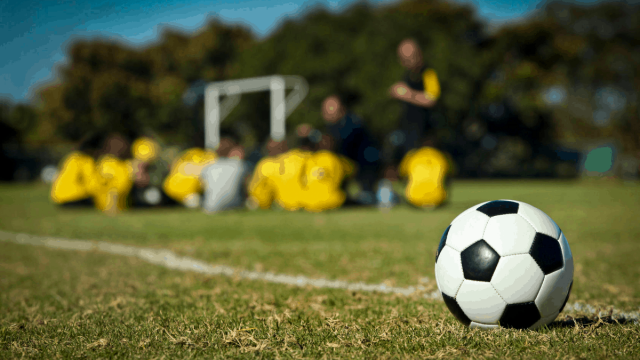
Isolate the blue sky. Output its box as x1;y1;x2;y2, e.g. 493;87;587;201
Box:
0;0;599;103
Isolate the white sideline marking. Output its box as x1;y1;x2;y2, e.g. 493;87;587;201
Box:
1;230;637;324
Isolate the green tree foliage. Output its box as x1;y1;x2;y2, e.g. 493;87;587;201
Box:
21;0;640;159
0;100;39;145
483;0;640;152
34;21;254;145
231;0;487;138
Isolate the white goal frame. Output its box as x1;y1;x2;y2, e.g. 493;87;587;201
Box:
204;75;308;150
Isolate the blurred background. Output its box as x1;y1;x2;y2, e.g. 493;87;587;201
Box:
1;0;639;183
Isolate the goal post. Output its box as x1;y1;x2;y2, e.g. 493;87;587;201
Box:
204;75;308;150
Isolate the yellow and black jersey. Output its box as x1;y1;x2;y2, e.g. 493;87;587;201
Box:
398;147;449;208
163;147;217;204
90;155;134;212
50;151;97;204
301;151;355;212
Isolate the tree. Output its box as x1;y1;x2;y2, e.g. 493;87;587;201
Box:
28;0;639;177
230;0;489;142
35;21;254;145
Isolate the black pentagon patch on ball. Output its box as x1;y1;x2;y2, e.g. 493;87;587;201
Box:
558;281;573;314
476;200;519;217
436;225;451;262
500;302;541;329
442;292;471;326
461;240;500;282
529;233;564;274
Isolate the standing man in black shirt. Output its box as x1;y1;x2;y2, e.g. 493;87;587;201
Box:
388;38;441;176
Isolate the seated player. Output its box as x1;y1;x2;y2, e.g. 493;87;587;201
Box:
300;140;355;212
129;136;162;207
398;145;450;208
201;145;251;213
162;144;219;208
91;155;134;214
50;134;103;207
201;145;252;213
89;133;136;214
246;159;276;210
270;145;312;211
246;138;312;211
246;139;287;210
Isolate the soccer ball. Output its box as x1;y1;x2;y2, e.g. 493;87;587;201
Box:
435;200;573;330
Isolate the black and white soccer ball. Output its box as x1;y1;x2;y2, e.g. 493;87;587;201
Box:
435;200;573;330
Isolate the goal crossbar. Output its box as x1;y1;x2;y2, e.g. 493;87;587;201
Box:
204;75;308;150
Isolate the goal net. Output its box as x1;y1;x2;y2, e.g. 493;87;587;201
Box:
204;75;308;149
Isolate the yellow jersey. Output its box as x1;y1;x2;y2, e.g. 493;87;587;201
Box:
247;157;278;209
301;151;355;212
50;151;97;204
163;148;217;203
90;155;134;212
270;149;312;211
399;147;449;207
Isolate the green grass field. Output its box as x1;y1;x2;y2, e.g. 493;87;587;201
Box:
1;180;639;359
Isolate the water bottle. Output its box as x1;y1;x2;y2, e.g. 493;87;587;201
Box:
376;179;395;211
